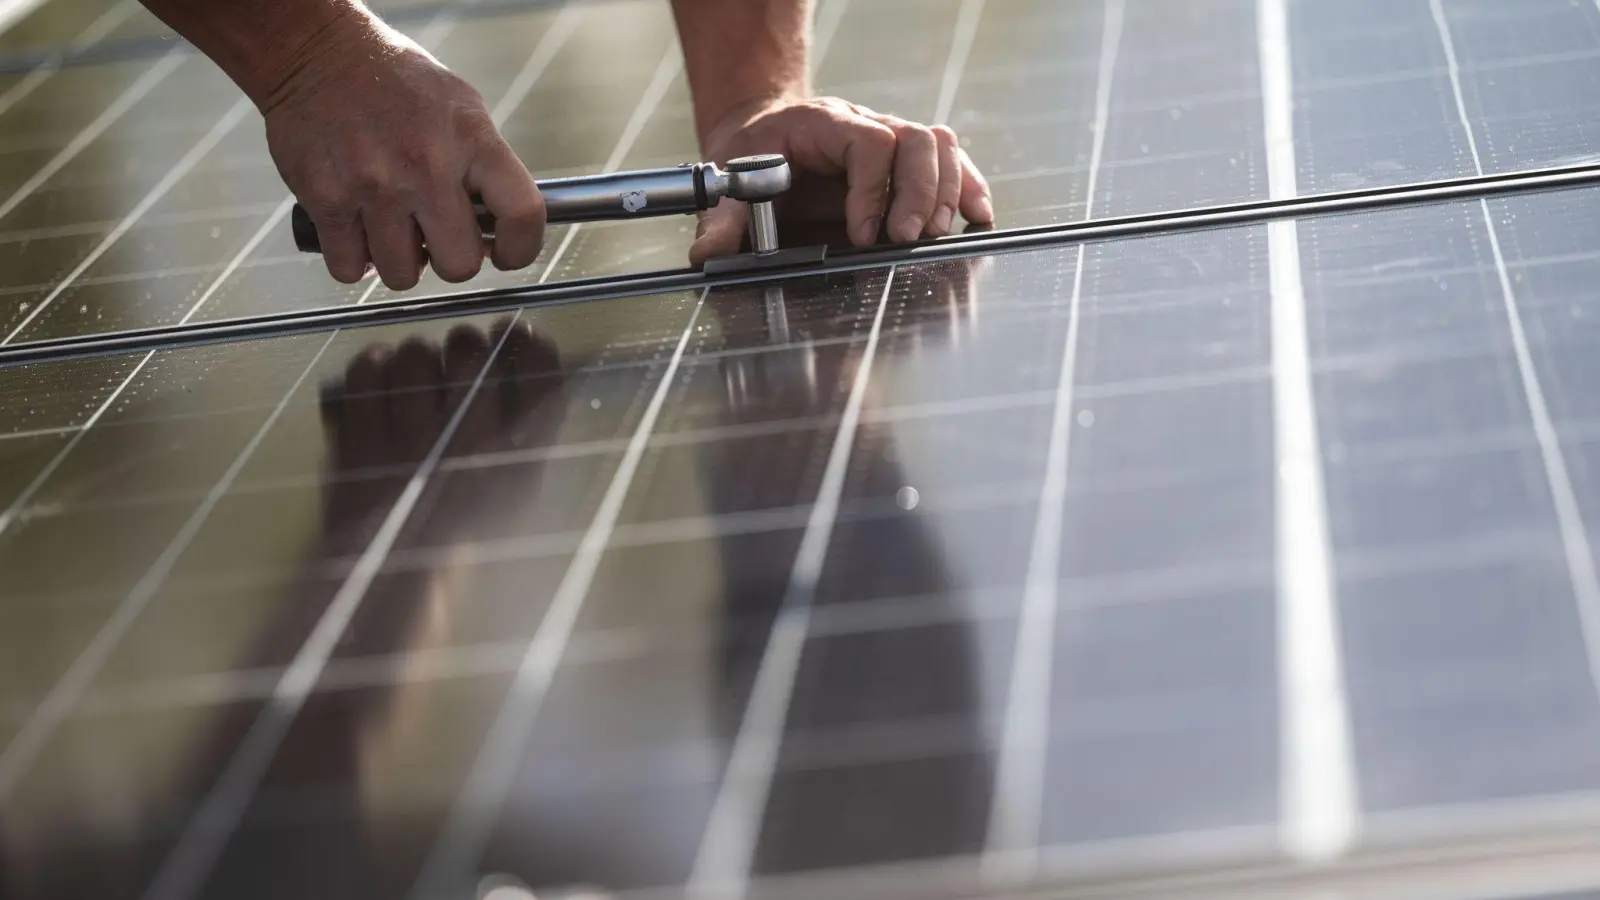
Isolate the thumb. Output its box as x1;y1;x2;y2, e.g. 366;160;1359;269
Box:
689;200;749;268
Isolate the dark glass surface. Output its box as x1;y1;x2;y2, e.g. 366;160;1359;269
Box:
7;1;1600;899
0;180;1595;896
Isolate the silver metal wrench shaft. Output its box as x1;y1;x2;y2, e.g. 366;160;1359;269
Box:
291;154;791;254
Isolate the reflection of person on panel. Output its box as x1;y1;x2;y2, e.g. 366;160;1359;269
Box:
0;258;1000;897
698;258;1002;876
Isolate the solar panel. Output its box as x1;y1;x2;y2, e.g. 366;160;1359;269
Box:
7;0;1600;897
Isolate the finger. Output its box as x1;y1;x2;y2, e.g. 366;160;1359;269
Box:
496;319;543;435
688;201;749;267
928;126;963;237
872;116;939;242
443;323;492;399
501;318;557;377
443;323;495;451
801;105;895;246
363;205;427;291
311;208;371;284
497;317;537;383
415;178;485;284
957;147;995;225
387;336;447;460
338;344;391;470
469;135;545;272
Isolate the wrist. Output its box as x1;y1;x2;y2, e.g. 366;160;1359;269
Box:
699;87;807;159
227;1;383;112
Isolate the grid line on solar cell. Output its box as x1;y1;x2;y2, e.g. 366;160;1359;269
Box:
0;8;691;890
175;3;584;344
1;99;251;343
410;286;709;896
1430;0;1600;711
0;0;514;807
5;548;1289;727
130;13;687;899
6;518;1560;735
687;266;898;900
0;47;184;223
1261;0;1356;866
0;200;286;242
142;300;541;900
932;0;983;127
0;477;1215;617
677;7;1001;886
0;333;335;798
0;8;512;541
0;1;136;119
14;0;1600;896
983;0;1118;882
23;232;1600;453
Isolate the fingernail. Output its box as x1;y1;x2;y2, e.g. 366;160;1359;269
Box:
857;216;881;244
977;195;995;222
898;214;926;241
932;205;954;235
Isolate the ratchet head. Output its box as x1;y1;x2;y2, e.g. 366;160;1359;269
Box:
714;154;791;203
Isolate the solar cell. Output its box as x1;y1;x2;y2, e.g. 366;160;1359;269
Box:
6;0;1600;897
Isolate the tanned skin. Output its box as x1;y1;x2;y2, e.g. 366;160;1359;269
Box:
134;0;994;288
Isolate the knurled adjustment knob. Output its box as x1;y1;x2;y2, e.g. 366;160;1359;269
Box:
724;154;788;172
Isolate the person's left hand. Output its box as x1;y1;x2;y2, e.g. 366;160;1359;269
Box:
688;96;995;266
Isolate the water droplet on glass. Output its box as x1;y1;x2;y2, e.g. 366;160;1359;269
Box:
896;486;920;510
1076;409;1095;427
589;398;601;409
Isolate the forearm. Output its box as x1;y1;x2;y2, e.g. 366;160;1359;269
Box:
136;0;384;110
669;0;813;152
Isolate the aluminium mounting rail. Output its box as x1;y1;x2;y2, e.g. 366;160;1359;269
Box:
4;158;1600;370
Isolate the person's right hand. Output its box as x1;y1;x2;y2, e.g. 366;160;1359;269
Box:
262;14;545;290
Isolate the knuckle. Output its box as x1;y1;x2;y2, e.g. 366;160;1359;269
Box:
405;141;457;184
454;103;499;142
900;123;937;148
302;178;356;218
497;192;546;229
931;124;959;145
859;122;897;152
352;161;395;198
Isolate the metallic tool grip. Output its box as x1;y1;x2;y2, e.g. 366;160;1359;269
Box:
292;164;710;254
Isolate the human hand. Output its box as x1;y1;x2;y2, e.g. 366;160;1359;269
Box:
263;15;545;290
318;318;564;548
688;96;995;266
